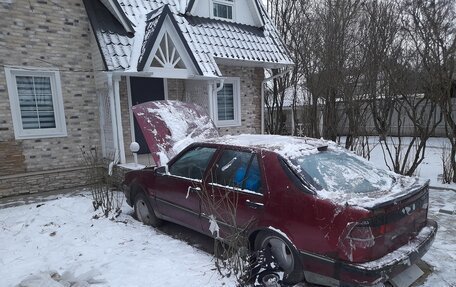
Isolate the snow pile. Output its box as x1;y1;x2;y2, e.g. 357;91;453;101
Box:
0;191;234;287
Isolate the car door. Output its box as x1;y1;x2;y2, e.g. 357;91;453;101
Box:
202;148;265;238
152;146;217;232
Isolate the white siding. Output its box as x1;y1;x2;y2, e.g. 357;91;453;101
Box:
191;0;262;27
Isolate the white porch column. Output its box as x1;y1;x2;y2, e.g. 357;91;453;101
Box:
107;73;120;158
113;75;126;163
208;81;214;120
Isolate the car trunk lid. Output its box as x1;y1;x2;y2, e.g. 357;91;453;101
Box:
338;181;430;263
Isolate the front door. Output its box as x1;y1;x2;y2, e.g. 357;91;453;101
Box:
130;77;165;154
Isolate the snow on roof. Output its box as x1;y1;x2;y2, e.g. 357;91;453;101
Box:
85;0;294;76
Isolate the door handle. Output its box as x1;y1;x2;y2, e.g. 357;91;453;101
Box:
186;186;201;199
245;200;264;209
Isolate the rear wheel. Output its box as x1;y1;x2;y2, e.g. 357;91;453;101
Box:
254;230;305;285
134;192;162;227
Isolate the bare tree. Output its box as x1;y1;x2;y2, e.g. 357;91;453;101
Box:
401;0;456;181
264;1;302;135
265;0;455;179
374;37;443;176
291;1;323;138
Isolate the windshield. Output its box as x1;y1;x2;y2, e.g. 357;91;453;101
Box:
291;150;393;193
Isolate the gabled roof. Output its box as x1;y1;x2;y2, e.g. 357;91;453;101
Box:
84;0;134;70
137;5;202;74
84;0;294;77
99;0;134;34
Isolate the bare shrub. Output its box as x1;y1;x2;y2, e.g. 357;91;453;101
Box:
441;144;454;184
198;183;257;286
339;135;373;160
80;146;123;218
379;136;422;177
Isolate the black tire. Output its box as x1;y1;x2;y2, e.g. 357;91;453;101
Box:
254;230;305;285
133;192;162;227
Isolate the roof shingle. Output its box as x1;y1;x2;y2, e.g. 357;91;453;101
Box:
85;0;293;76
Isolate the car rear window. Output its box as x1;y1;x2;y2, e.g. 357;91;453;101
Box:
291;150;393;193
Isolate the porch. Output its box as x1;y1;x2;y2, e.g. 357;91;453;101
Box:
97;65;264;168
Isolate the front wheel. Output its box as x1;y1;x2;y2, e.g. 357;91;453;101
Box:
254;230;305;285
133;192;162;227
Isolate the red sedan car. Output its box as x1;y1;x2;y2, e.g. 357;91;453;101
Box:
122;134;437;286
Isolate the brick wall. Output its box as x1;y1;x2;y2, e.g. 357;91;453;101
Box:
0;167;90;197
217;65;263;135
0;0;100;197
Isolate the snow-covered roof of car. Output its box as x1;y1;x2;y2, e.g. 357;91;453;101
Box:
205;135;428;210
83;0;294;76
203;134;330;158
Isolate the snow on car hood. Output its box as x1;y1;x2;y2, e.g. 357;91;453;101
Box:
132;100;219;166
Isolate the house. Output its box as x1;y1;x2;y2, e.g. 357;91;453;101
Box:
0;0;293;197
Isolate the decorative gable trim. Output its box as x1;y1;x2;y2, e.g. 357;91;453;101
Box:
137;5;203;76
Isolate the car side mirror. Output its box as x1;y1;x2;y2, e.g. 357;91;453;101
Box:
156;165;168;175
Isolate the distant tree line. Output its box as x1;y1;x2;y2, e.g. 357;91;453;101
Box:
265;0;456;181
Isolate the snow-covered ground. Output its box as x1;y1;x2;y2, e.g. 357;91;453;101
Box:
366;137;453;188
0;137;455;287
1;188;454;287
0;192;235;287
421;189;456;286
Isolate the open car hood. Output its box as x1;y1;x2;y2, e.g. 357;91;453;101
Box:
132;100;219;166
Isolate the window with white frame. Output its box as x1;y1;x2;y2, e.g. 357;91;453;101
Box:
5;67;67;139
212;0;234;20
214;78;241;127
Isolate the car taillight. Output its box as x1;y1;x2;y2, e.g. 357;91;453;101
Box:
338;221;383;262
347;223;375;249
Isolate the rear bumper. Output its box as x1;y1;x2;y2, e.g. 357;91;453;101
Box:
301;219;438;286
